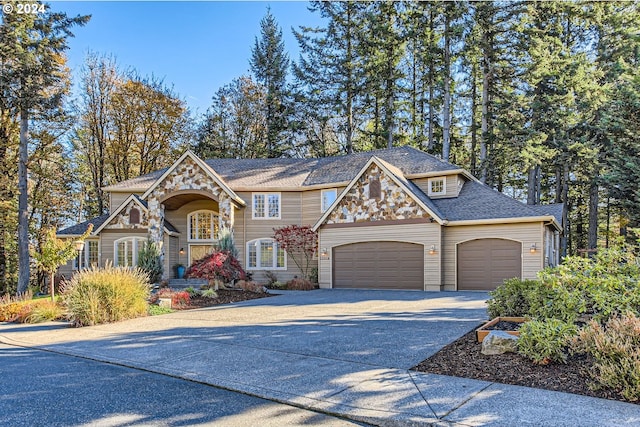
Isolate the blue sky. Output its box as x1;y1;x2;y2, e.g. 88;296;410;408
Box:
48;1;323;115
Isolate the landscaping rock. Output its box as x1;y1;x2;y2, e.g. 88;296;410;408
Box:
481;331;519;355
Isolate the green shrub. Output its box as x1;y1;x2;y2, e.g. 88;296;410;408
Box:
218;227;238;258
62;264;150;327
487;278;539;318
22;300;65;323
572;313;640;401
285;278;315;291
517;319;577;365
201;288;218;299
137;239;163;283
148;305;173;316
184;286;199;298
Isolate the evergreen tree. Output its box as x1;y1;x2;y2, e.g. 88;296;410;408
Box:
293;1;368;154
250;8;290;158
0;2;89;293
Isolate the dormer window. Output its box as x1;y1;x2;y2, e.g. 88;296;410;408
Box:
428;177;446;196
129;207;140;225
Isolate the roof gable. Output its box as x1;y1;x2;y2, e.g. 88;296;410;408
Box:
313;156;444;231
93;195;178;235
140;150;245;206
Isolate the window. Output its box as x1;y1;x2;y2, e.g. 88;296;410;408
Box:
428;177;446;196
321;189;337;212
252;193;281;219
246;238;286;270
188;210;219;241
114;237;146;267
74;240;99;270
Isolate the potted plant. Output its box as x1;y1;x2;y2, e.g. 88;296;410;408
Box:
174;263;186;279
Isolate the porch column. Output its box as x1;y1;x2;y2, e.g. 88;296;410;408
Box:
147;196;165;248
218;193;234;232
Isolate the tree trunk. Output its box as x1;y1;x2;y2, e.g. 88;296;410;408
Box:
17;109;30;294
470;61;478;176
527;166;538;205
560;162;569;258
442;10;451;162
427;8;435;151
345;5;354;154
50;271;55;301
587;179;598;251
479;29;490;184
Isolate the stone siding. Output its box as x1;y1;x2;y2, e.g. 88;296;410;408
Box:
326;164;431;224
104;200;148;230
147;156;234;245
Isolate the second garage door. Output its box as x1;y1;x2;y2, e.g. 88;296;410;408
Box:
333;241;424;290
457;238;522;290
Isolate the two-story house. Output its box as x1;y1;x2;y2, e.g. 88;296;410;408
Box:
58;146;562;291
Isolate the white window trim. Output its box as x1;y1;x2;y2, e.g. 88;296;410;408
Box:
246;238;287;270
321;188;338;213
252;192;281;220
427;177;447;196
73;240;100;270
187;210;219;242
113;237;146;267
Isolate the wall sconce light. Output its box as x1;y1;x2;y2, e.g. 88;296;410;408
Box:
179;247;185;255
530;243;537;254
429;245;436;255
320;247;329;260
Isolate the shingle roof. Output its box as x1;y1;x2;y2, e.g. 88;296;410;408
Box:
57;214;178;235
431;181;554;222
58;214;110;236
104;146;461;191
528;203;564;225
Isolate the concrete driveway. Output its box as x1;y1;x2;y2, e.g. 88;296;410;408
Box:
3;290;639;426
0;290;490;425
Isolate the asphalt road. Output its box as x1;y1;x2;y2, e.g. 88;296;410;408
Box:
0;344;364;427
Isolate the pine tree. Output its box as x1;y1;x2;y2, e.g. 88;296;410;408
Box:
250;8;290;158
293;1;368;154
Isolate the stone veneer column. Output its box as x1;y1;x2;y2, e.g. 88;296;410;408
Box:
147;196;165;248
218;193;234;231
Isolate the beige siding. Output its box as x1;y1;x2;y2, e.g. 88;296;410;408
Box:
236;191;318;284
412;175;462;199
442;222;544;291
110;192;142;213
318;223;441;291
302;190;322;226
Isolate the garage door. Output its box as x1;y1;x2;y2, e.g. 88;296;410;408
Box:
457;239;521;290
333;242;424;290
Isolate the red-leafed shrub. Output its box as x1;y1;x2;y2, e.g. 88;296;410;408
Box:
185;250;246;284
171;291;190;308
273;225;318;281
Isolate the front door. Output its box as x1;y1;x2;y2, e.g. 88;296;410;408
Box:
189;244;215;265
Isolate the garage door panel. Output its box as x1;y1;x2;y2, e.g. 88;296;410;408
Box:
333;242;424;290
458;239;521;291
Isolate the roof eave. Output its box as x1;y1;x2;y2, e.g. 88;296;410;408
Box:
446;215;561;229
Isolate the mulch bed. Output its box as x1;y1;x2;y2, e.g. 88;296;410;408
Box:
174;289;273;310
412;325;633;404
